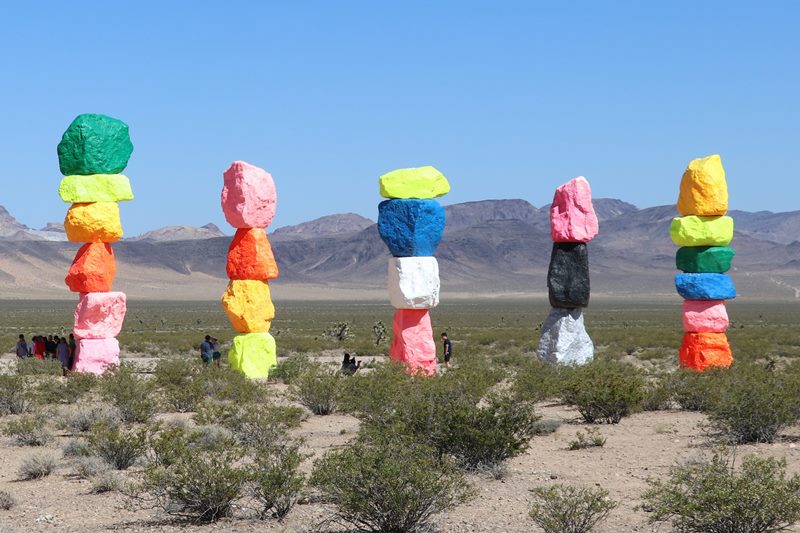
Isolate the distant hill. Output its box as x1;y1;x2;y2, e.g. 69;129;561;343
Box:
129;223;225;242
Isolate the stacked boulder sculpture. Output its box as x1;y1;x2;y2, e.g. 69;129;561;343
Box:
221;161;279;378
671;155;735;370
58;114;133;374
378;166;449;375
538;177;597;364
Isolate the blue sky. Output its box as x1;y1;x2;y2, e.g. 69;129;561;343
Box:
1;1;798;235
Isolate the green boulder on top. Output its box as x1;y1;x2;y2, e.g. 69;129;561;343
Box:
676;246;735;273
57;114;133;176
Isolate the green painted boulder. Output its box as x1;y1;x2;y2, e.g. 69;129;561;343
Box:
59;174;134;203
57;114;133;176
676;246;734;273
379;166;450;199
670;215;733;247
228;332;277;379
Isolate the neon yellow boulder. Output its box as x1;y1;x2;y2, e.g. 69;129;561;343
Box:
670;215;733;247
379;166;450;199
228;332;277;378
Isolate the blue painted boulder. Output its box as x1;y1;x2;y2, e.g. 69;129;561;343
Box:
378;199;445;257
675;273;736;300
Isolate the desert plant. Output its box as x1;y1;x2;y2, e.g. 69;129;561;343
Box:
99;365;157;423
323;321;352;342
668;368;723;411
0;375;31;415
568;428;606;450
193;402;306;448
529;484;617;533
291;364;342;415
63;438;92;458
269;354;311;384
86;423;147;470
250;437;306;520
642;452;800;533
561;360;646;424
89;469;123;494
201;365;263;403
532;419;562;435
0;489;16;510
641;378;672;411
154;357;206;412
3;412;52;446
311;432;474;532
512;358;564;403
372;320;388;345
73;455;112;479
33;373;97;404
16;357;62;376
18;452;57;480
61;405;120;434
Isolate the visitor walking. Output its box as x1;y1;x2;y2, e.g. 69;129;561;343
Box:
200;335;213;366
15;335;29;358
441;332;452;368
56;337;70;375
210;337;221;367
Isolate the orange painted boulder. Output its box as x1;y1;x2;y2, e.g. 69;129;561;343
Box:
65;243;116;292
221;280;275;333
226;228;279;280
679;332;733;371
64;202;123;243
390;309;437;375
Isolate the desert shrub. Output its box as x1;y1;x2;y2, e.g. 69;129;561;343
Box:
89;470;123;494
153;357;198;388
512;358;564;403
63;439;92;458
532;419;562;435
201;365;262;404
16;358;62;376
269;354;311;384
568;428;606;450
641;378;672;411
3;412;52;446
642;453;800;532
0;375;31;415
323;321;352;342
529;484;617;533
86;423;148;470
0;489;16;510
339;362;413;421
250;437;306;519
100;365;158;423
61;405;120;434
33;373;97;404
73;455;112;479
668;368;723;411
311;432;474;532
704;364;800;444
154;358;206;412
18;452;57;480
561;360;646;424
194;402;306;448
290;364;342;415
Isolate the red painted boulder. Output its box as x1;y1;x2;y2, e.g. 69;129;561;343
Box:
221;161;277;229
550;176;599;243
679;332;733;371
74;292;127;339
390;309;437;375
227;228;279;280
72;338;120;375
65;243;116;292
682;300;729;332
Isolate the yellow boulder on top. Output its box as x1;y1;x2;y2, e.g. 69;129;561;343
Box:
379;166;450;199
221;280;275;333
64;202;123;243
677;154;728;216
228;332;277;378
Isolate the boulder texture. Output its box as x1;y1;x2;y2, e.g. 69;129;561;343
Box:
677;154;728;216
65;243;116;293
221;161;277;229
679;332;733;371
73;292;127;339
72;338;120;375
675;273;736;300
390;309;437;375
537;307;594;364
59;174;134;203
228;332;277;379
226;228;279;281
676;246;734;273
377;199;446;257
549;176;599;242
379;166;450;199
547;242;590;308
682;300;729;332
57;114;133;176
669;215;733;247
64;202;123;243
388;257;440;309
221;280;275;333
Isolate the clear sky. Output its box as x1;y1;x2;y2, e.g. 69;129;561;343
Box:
1;1;798;235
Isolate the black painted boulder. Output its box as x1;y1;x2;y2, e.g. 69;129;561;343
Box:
547;242;589;308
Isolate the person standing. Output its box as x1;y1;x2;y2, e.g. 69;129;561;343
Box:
56;337;70;375
15;335;29;358
68;333;77;370
33;336;46;359
441;332;452;368
210;337;221;367
200;335;213;366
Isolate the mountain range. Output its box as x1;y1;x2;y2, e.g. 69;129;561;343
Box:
0;200;799;300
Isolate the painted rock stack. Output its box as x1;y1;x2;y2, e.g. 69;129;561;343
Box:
378;166;449;375
221;161;279;378
58;114;133;374
538;177;597;365
671;155;735;370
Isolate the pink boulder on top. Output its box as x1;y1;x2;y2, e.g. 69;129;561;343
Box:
390;309;437;375
72;338;120;374
221;160;277;229
550;176;599;243
73;291;127;339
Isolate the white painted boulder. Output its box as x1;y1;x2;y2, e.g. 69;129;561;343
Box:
537;307;594;365
388;257;440;309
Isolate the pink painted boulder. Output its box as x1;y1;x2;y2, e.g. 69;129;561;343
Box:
221;161;277;229
72;338;120;375
390;309;437;375
550;176;599;242
682;300;729;332
74;292;127;339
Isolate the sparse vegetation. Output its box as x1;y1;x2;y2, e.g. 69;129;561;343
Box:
561;360;646;424
99;365;158;423
18;452;57;480
568;427;607;450
529;484;617;533
3;412;52;446
0;490;16;510
250;437;306;520
0;375;31;415
290;364;342;415
86;423;148;470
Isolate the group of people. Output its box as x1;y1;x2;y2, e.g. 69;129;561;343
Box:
15;334;76;373
199;335;221;366
338;333;452;374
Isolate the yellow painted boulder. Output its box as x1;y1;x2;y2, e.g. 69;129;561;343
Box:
64;202;123;243
59;174;134;203
379;166;450;199
670;216;733;247
677;154;728;216
221;280;275;333
228;332;277;378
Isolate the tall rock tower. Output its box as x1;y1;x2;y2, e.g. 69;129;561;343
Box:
58;114;133;374
671;155;735;370
378;166;449;375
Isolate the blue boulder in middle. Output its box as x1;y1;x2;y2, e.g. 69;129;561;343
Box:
378;199;445;257
675;273;737;300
